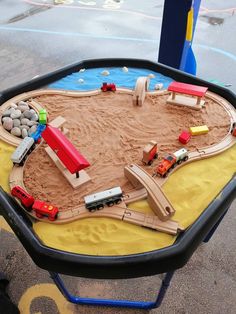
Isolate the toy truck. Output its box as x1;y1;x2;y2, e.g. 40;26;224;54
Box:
101;82;116;92
142;141;158;165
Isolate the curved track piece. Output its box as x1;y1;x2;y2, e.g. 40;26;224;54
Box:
124;163;175;221
133;76;150;106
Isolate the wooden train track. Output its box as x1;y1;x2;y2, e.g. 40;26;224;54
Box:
4;87;236;234
124;163;175;221
0;87;167;147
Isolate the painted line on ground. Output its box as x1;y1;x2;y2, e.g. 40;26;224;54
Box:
1;25;236;64
23;0;161;20
0;26;158;43
196;44;236;62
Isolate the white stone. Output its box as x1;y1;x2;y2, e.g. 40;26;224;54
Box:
3;117;13;131
19;125;29;130
18;104;30;112
10;109;21;119
23;110;32;119
10;103;18;109
27;120;38;127
29;109;36;115
13;119;21;127
28;125;37;136
11;127;21;137
155;83;163;90
2;109;11;117
79;68;85;72
18;101;28;107
78;79;84;84
21;128;28;138
31;113;39;121
148;73;155;78
101;70;110;76
21;118;30;125
122;66;129;72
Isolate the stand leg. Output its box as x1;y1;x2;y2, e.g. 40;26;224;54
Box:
203;209;229;243
49;271;175;309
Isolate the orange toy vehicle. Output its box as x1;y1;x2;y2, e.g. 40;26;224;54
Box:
142;141;158;165
156;154;177;177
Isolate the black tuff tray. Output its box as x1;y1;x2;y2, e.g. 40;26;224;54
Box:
0;58;236;279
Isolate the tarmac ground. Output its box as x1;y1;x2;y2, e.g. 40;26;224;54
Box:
0;1;236;313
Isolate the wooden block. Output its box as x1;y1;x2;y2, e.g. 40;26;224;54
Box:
190;125;209;135
45;146;91;189
49;116;66;129
167;94;205;110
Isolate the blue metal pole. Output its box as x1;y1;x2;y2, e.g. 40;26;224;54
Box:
180;0;202;74
158;0;202;75
49;271;175;309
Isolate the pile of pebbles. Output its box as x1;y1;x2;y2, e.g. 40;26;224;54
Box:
1;101;39;138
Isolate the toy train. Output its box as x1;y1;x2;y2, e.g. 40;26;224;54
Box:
11;186;59;221
156;148;188;177
11;137;35;166
84;186;123;211
30;123;46;143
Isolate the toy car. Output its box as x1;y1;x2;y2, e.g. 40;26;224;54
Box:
101;82;116;92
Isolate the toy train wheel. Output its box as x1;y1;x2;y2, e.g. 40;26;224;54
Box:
177;159;182;165
183;156;189;161
154;153;158;159
148;160;153;166
89;207;97;212
107;201;114;207
97;204;104;210
115;199;122;204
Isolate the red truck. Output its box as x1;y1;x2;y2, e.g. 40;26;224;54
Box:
101;82;116;92
142;141;158;165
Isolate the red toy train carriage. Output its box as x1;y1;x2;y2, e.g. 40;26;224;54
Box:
11;186;59;221
11;186;35;209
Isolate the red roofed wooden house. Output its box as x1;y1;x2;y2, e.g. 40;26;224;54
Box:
42;125;90;177
167;82;208;110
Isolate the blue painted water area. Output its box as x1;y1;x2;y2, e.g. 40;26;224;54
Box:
48;67;173;91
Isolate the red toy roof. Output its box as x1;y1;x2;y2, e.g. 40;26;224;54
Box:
42;125;90;174
168;82;208;97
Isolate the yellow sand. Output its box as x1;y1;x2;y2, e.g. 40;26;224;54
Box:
1;139;236;256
